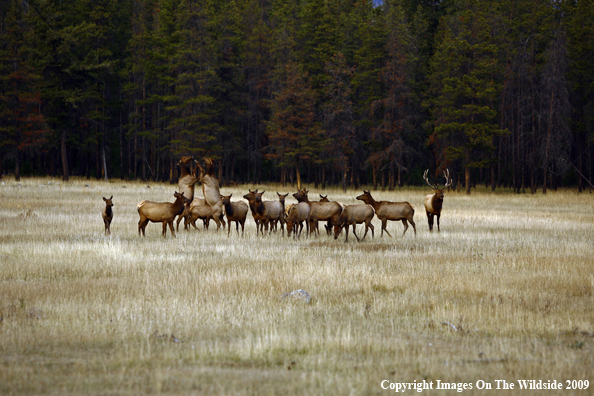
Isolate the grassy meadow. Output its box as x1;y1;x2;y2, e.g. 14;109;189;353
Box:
0;177;593;395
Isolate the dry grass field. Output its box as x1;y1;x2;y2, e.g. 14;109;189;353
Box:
0;177;593;395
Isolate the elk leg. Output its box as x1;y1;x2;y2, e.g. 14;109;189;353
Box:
361;223;369;241
427;212;434;231
401;219;409;237
369;223;374;239
436;213;441;232
344;224;350;242
410;218;417;236
381;218;392;238
169;221;176;238
352;224;360;242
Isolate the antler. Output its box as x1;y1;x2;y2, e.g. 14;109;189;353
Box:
443;169;452;189
423;169;438;189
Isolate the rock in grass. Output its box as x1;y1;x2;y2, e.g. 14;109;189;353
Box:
282;289;311;303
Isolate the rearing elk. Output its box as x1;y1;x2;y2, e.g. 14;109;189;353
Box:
423;169;452;232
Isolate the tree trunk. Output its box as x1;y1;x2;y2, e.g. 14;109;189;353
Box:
14;151;20;182
465;167;471;195
491;166;496;191
61;130;69;181
372;166;377;190
295;163;301;191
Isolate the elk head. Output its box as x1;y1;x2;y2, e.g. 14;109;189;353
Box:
220;194;232;205
178;156;194;166
103;196;114;207
423;169;451;202
319;194;329;202
277;192;289;204
293;189;309;203
242;189;258;201
355;190;373;205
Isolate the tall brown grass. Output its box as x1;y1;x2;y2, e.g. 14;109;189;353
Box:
0;177;592;395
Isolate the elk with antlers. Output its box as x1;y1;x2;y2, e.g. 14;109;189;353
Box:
423;169;451;232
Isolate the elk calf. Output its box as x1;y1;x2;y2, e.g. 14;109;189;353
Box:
221;194;248;236
102;196;113;235
333;204;375;242
423;169;451;232
356;190;416;237
137;191;190;238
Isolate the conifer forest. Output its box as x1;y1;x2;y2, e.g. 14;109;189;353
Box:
1;0;593;193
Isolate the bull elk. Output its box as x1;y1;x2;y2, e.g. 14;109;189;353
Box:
137;191;190;238
356;190;416;237
423;169;452;232
102;196;113;235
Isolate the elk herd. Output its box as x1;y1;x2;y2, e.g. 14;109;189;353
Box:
102;157;453;241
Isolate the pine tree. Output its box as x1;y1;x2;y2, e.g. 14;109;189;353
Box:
426;0;507;194
266;62;323;188
0;0;49;180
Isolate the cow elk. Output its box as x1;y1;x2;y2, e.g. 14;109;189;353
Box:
197;158;225;231
293;189;342;237
176;156;199;230
254;191;285;235
356;190;416;237
285;202;311;238
333;204;375;242
423;169;452;232
137;191;190;238
102;196;113;235
221;194;248;236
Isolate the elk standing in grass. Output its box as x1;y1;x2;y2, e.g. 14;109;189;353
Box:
243;189;265;235
102;196;113;235
137;191;190;237
285;202;310;238
356;190;416;237
333;204;375;242
423;169;451;232
197;158;225;231
176;156;199;231
221;194;248;236
254;191;285;235
187;197;215;230
293;189;342;237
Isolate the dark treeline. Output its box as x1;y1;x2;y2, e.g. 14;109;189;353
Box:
1;0;593;193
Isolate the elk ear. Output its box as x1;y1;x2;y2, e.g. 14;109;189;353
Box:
229;193;232;198
261;191;265;195
109;195;113;200
103;197;107;202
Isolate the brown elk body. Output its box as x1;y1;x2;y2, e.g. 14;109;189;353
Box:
221;194;248;236
137;191;190;237
197;158;225;231
253;191;285;235
243;189;266;235
285;202;311;238
423;169;452;232
187;197;216;230
102;196;113;235
270;193;289;231
355;190;416;237
176;156;199;230
333;204;375;242
293;189;342;237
